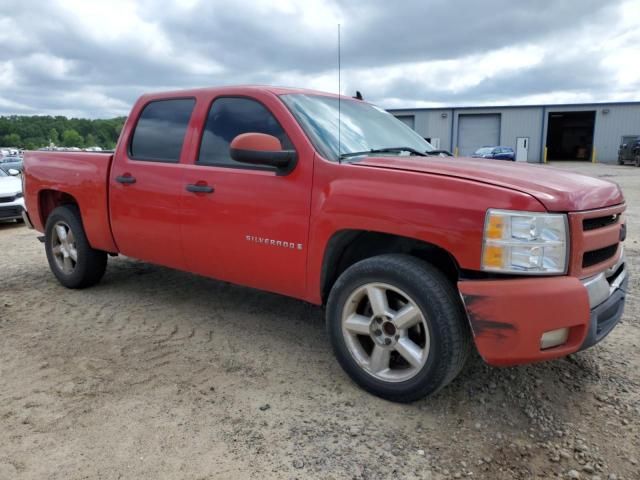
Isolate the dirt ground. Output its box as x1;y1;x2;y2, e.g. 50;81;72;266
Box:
1;162;639;480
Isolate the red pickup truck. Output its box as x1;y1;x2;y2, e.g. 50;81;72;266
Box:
23;86;628;402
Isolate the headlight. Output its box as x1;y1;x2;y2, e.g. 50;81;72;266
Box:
482;209;568;274
15;192;23;199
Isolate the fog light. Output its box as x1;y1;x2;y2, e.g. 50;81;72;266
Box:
540;328;569;349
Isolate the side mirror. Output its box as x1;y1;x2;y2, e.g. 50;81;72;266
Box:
7;168;20;176
229;133;297;173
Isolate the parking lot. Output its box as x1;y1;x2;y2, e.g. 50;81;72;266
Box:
0;162;638;480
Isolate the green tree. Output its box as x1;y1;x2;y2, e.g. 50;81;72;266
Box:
2;133;21;147
0;115;125;149
61;129;84;147
48;128;59;145
24;137;46;150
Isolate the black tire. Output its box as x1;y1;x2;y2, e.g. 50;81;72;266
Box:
326;254;472;403
44;205;107;288
635;155;640;167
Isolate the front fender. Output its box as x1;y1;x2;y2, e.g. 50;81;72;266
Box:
305;162;545;304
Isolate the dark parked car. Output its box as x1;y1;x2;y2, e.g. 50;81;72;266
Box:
618;138;640;167
0;156;23;173
471;146;515;161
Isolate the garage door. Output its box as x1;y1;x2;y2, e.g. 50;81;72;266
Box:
457;114;500;156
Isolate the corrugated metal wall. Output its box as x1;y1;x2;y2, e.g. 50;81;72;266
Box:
390;102;640;164
593;105;640;162
499;107;543;162
385;109;453;151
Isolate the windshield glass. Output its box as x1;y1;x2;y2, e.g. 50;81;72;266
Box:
474;147;494;155
280;94;434;161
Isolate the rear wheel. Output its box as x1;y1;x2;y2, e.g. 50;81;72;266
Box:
326;254;471;402
44;205;107;288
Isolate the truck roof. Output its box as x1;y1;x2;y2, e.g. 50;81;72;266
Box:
139;85;345;100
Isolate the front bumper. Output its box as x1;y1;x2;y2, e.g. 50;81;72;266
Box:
579;254;627;351
0;197;25;221
21;209;34;228
458;256;627;366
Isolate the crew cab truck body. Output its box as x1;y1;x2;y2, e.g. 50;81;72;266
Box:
22;86;629;402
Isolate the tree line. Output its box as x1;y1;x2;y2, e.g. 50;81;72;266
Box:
0;115;126;150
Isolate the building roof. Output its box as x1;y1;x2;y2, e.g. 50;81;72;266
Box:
388;101;640;112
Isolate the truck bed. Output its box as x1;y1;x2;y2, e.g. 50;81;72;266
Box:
23;150;118;252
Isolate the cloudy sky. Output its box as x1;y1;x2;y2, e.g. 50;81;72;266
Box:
1;0;638;118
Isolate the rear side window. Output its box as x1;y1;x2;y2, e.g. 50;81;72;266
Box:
198;97;292;167
130;98;195;162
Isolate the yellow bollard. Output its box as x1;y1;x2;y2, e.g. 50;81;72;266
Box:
591;147;597;164
543;146;548;164
454;147;459;157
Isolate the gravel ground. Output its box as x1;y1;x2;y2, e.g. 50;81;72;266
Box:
0;162;639;480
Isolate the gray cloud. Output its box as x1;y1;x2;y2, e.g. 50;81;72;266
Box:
373;56;611;106
0;0;637;117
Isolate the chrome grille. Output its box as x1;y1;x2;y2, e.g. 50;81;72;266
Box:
0;195;17;204
568;204;625;278
0;206;22;218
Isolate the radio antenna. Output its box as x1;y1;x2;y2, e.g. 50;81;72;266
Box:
338;23;341;163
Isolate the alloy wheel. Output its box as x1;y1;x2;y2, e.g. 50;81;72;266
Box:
341;282;430;382
51;221;77;274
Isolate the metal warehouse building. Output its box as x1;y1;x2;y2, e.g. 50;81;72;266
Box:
388;102;640;163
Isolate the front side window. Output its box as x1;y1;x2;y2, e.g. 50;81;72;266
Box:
130;98;195;162
280;94;434;161
198;97;292;167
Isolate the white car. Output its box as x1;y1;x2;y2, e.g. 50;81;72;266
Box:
0;168;25;222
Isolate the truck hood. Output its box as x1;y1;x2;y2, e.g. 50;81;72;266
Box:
355;156;624;212
0;176;21;196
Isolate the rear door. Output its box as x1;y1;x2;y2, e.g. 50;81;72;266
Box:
109;97;196;269
180;93;313;299
494;147;512;160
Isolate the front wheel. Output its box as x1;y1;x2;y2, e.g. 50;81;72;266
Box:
326;254;471;402
44;205;107;288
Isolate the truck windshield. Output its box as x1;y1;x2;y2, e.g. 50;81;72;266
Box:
280;94;435;161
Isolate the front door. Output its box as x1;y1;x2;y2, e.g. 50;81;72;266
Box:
109;98;195;269
516;137;529;162
180;94;313;299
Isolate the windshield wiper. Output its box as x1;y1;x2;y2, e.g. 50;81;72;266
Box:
339;146;428;160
